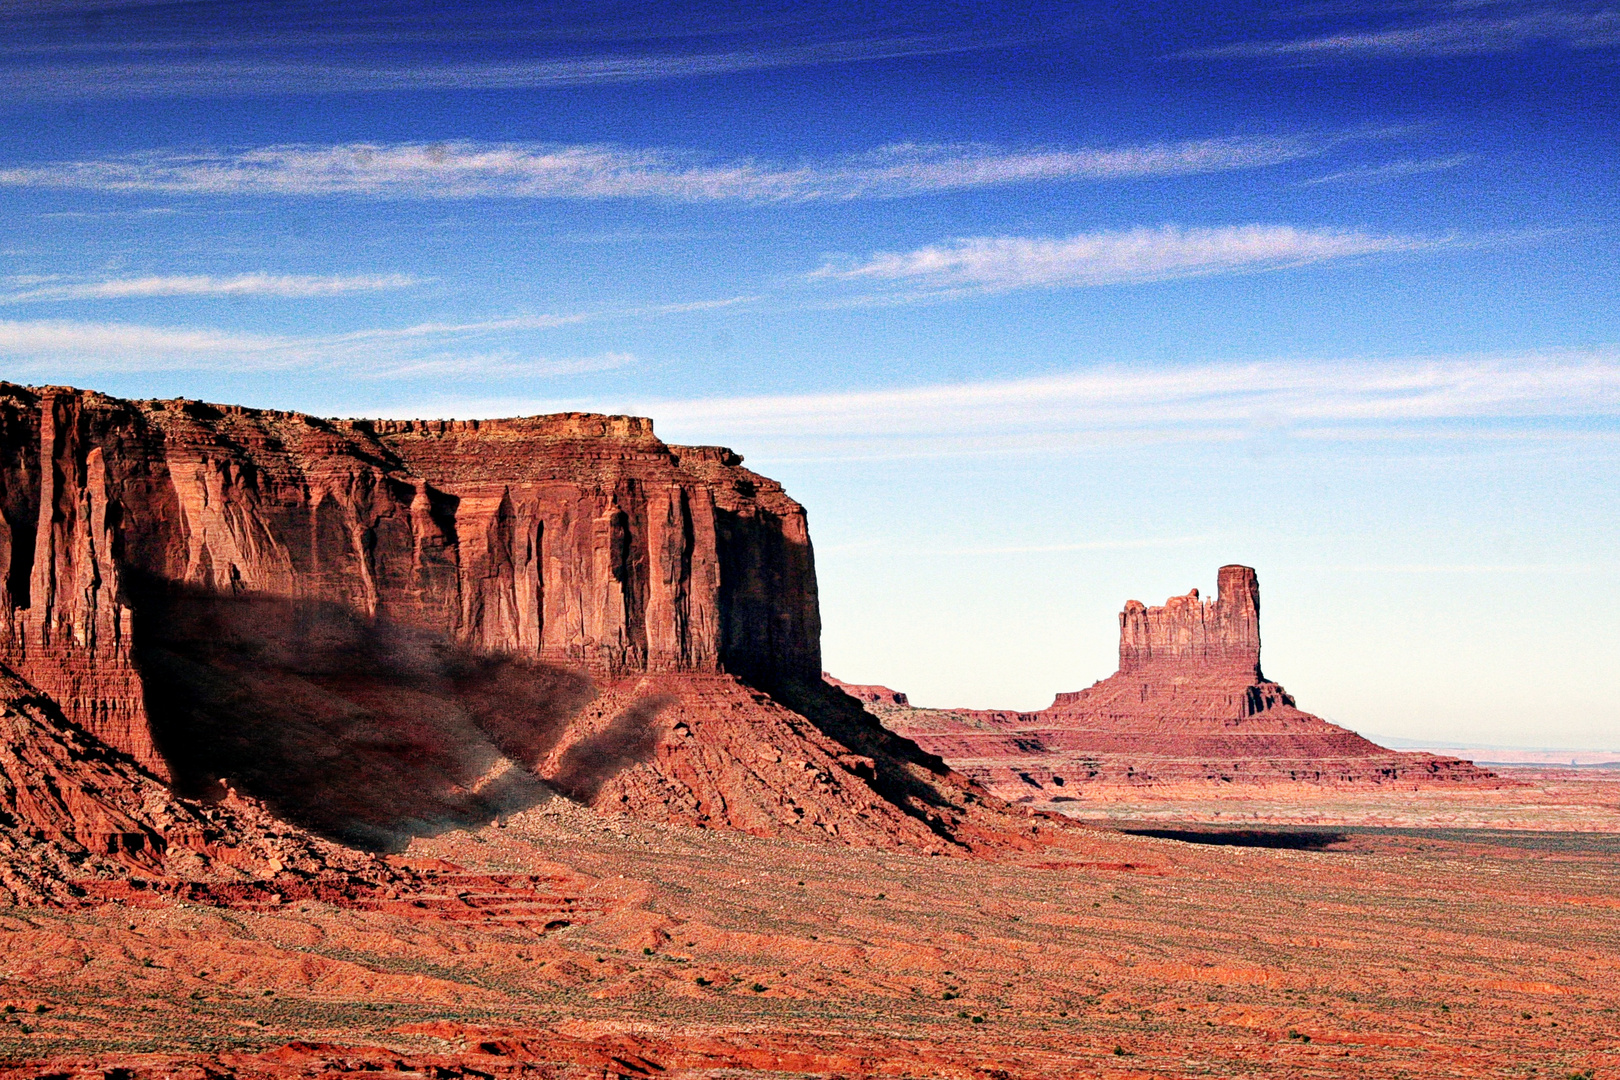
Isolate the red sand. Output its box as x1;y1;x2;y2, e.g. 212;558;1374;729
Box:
3;789;1618;1079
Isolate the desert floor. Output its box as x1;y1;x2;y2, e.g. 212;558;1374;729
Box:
2;773;1618;1080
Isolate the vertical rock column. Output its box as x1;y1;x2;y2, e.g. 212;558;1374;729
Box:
5;394;159;775
1118;563;1261;677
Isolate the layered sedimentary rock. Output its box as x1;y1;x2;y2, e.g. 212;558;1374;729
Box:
0;382;1020;860
0;385;818;777
875;566;1495;800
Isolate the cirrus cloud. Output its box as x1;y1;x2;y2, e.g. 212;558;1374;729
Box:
0;272;419;303
1185;5;1620;60
814;224;1434;294
613;348;1620;459
0;135;1343;203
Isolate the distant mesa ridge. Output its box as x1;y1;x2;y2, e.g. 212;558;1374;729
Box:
870;565;1498;796
823;673;908;706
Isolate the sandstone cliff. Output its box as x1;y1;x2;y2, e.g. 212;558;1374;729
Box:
0;385;820;775
873;566;1496;799
1117;564;1261;678
0;382;1033;862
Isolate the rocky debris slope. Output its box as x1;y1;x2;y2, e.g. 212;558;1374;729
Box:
0;661;388;903
0;382;1048;862
871;566;1496;802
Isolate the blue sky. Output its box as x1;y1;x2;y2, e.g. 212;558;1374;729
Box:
1;0;1616;747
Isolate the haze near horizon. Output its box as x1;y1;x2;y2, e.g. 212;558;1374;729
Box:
0;0;1615;749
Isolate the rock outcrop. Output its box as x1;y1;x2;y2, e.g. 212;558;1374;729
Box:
824;673;909;706
0;382;1033;863
874;566;1496;800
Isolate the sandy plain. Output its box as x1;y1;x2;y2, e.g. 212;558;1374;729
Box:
3;773;1618;1080
1046;769;1620;831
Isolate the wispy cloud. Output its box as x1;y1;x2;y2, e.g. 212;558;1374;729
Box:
814;225;1432;294
607;349;1620;458
0;135;1343;202
0;34;1012;98
1298;155;1473;187
0;315;644;382
1186;4;1620;60
0;285;765;378
370;352;637;380
0;318;281;361
0;272;418;302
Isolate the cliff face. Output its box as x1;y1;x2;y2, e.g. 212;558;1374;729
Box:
872;566;1497;799
0;384;819;776
1118;564;1261;677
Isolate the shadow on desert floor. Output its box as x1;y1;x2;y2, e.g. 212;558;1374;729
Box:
1120;827;1349;850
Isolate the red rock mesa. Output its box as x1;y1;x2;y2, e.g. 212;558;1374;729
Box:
0;382;1038;873
875;565;1495;801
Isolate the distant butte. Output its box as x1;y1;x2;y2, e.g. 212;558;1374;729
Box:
823;673;909;706
868;565;1498;801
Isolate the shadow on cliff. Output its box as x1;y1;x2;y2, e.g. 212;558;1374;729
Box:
127;581;662;851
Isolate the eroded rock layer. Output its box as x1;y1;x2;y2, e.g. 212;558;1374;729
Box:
867;565;1496;801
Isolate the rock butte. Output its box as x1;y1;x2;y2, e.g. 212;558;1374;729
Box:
0;381;1062;889
872;565;1497;803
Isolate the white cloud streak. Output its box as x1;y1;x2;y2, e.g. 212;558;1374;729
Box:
0;285;762;377
0;135;1335;202
615;350;1620;458
0;319;280;360
0;316;639;381
1187;5;1620;59
0;272;418;302
1297;155;1473;187
0;33;1015;98
816;225;1431;293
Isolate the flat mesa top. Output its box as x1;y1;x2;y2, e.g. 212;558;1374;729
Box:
3;381;754;462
